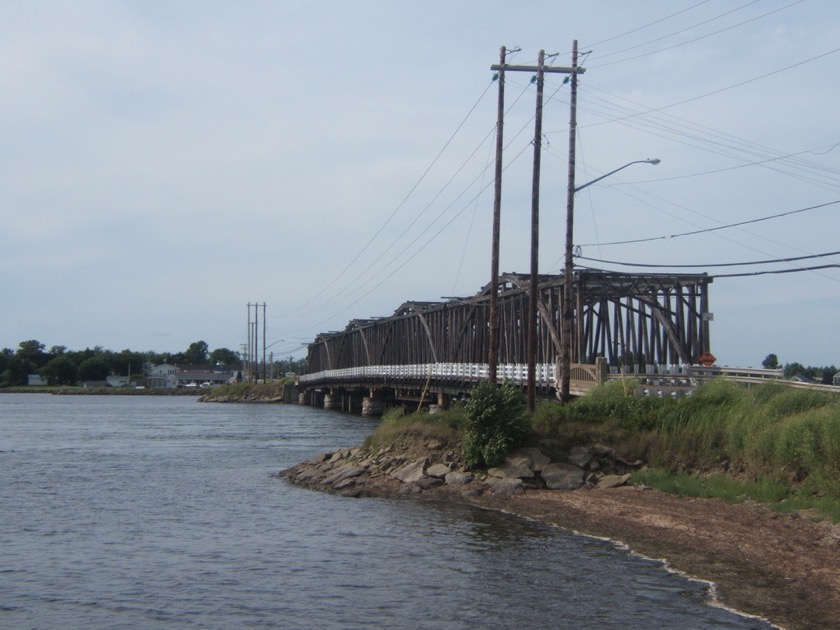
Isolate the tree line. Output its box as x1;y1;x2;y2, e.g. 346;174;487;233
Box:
761;353;838;384
0;340;242;387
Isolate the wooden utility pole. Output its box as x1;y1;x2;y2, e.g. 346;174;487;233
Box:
560;41;581;403
491;46;584;412
526;49;546;413
262;302;267;382
488;45;507;385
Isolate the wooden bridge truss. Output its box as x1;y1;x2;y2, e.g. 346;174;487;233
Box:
305;270;712;380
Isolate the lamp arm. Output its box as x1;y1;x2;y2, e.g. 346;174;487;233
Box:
574;159;659;193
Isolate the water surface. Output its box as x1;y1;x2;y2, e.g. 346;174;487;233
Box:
0;395;772;628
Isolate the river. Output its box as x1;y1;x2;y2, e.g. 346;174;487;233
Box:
0;394;773;629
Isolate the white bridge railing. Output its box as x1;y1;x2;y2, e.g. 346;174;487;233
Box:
298;362;817;396
298;363;556;388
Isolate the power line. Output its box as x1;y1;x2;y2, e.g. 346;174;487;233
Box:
289;79;496;315
589;0;803;68
577;199;840;247
581;0;713;50
576;262;840;279
317;80;540;313
572;45;840;134
712;264;840;279
576;249;840;268
612;143;840;186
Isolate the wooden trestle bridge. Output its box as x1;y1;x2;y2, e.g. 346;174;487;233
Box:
298;270;715;415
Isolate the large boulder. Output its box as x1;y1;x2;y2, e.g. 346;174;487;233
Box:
597;473;632;489
323;465;367;486
542;463;585;490
426;463;452;478
444;471;474;486
568;446;594;468
391;459;428;483
487;477;525;498
487;457;535;480
510;447;551;472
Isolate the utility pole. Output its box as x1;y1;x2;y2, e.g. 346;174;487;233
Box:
262;302;267;382
526;49;546;413
488;45;507;385
253;302;259;383
560;40;581;403
245;303;251;383
491;46;584;412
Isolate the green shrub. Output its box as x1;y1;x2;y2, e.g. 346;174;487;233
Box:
461;381;528;469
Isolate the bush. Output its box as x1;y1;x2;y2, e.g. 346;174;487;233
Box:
461;381;528;469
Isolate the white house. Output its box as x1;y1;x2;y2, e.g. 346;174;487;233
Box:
146;364;178;389
27;374;46;386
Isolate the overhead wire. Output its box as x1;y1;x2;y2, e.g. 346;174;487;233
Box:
577;199;840;247
571;87;840;190
290;75;546;331
575;262;840;279
613;144;840;186
587;0;801;68
581;45;840;126
302;139;538;332
576;249;840;268
287;78;496;316
317;78;538;312
581;0;714;49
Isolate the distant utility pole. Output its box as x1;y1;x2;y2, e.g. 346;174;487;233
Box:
490;44;584;412
246;302;267;383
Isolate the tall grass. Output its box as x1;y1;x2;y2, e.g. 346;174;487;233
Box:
362;405;465;454
534;380;840;519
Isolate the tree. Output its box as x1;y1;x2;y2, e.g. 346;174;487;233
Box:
183;341;209;365
762;353;779;369
78;356;111;382
16;340;48;370
209;347;240;366
40;355;78;385
784;362;806;379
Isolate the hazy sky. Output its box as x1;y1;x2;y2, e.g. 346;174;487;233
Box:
2;0;839;368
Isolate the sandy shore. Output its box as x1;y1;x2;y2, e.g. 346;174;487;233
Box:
472;486;840;630
283;458;840;630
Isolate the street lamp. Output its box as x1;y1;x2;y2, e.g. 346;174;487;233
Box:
574;158;660;193
559;157;661;402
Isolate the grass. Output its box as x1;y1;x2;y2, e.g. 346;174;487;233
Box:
340;378;840;521
540;379;840;521
362;405;465;455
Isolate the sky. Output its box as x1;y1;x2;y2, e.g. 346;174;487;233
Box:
2;0;839;368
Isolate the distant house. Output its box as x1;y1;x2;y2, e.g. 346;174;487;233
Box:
81;380;109;388
106;375;131;387
146;364;178;389
145;363;236;389
27;374;46;386
834;372;840;387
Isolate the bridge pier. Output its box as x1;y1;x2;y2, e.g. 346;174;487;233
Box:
362;388;384;417
429;391;450;414
323;391;339;410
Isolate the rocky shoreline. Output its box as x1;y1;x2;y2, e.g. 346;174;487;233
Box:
281;440;840;630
